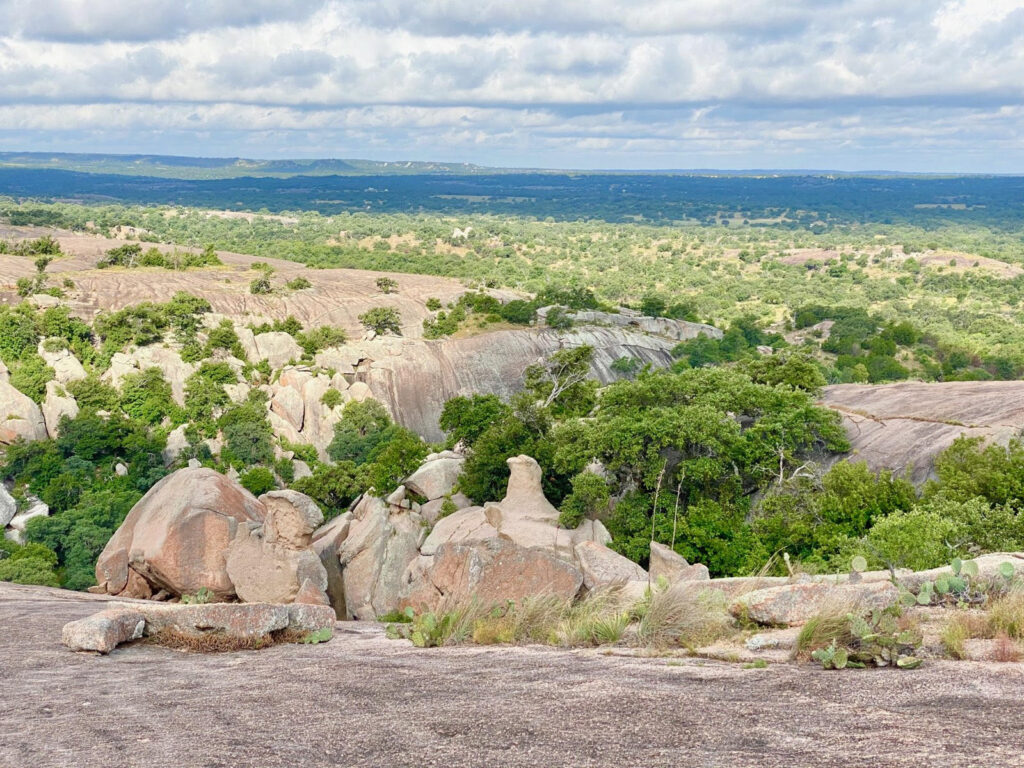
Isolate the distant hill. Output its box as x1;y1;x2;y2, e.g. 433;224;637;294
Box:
0;152;497;180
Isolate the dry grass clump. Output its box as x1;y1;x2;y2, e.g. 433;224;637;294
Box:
146;627;321;652
988;586;1024;640
147;628;276;652
635;585;735;650
992;632;1022;663
461;584;735;650
940;612;990;659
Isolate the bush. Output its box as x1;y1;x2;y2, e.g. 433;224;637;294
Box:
240;466;276;496
292;461;366;518
376;277;398;294
9;353;55;403
321;388;343;409
558;472;610;529
359;307;402;335
286;276;312;290
250;275;272;294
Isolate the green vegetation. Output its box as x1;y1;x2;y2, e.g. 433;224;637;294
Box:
97;243;222;270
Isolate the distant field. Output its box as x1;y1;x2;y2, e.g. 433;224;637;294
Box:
2;163;1024;227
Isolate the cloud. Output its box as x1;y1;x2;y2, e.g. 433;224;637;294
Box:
0;0;1022;170
0;0;326;42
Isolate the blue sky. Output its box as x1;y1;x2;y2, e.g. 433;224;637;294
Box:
0;0;1023;171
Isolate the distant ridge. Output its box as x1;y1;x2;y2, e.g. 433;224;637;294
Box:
0;152;496;180
0;151;1002;181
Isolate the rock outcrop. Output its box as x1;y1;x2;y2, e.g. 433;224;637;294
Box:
336;493;427;620
345;327;693;441
822;380;1024;486
729;580;900;626
395;455;645;614
5;498;49;545
265;366;349;459
0;380;47;444
402;537;585;613
94;467;266;599
536;306;722;342
41;381;79;438
103;347;195;406
649;541;710;585
225;490;330;605
62;601;336;654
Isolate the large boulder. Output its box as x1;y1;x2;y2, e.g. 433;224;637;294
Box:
311;512;352;618
419;506;496;556
730;580;900;626
94;467;265;600
5;498;49;545
41;381;79;438
404;451;464;501
225;490;329;605
38;343;87;385
574;540;648;591
254;332;302;369
402;537;584;613
61;608;146;654
485;455;611;555
649;541;710;585
0;380;47;444
0;484;17;529
337;495;427;620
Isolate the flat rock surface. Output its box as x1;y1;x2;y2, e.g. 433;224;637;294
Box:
3;582;1024;768
822;380;1024;485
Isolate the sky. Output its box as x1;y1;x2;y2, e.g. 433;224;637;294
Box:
0;0;1023;172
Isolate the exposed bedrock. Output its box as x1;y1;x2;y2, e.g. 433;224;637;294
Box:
354;326;700;441
822;380;1024;486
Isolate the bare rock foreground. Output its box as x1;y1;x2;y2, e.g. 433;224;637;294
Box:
3;582;1024;768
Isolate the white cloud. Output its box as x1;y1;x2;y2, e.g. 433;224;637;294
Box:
0;0;1022;169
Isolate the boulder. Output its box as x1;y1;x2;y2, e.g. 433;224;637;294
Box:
402;537;584;614
730;580;900;626
254;332;302;369
420;507;496;556
337;495;427;620
897;553;1024;592
6;499;49;544
236;326;259;363
62;608;146;654
293;460;313;480
649;541;710;584
484;456;609;555
311;512;352;618
574;540;648;590
419;492;474;524
123;602;290;639
0;484;17;529
348;381;374;403
41;381;79;438
403;451;464;501
94;467;266;599
38;343;87;385
163;424;189;466
0;380;47;444
225;490;329;605
270;385;305;431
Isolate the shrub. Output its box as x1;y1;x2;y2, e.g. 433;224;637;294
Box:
359;307;402;335
249;275;272;294
240;466;276;496
321;388;343;409
376;276;398;294
558;472;610;529
286;276;312;290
